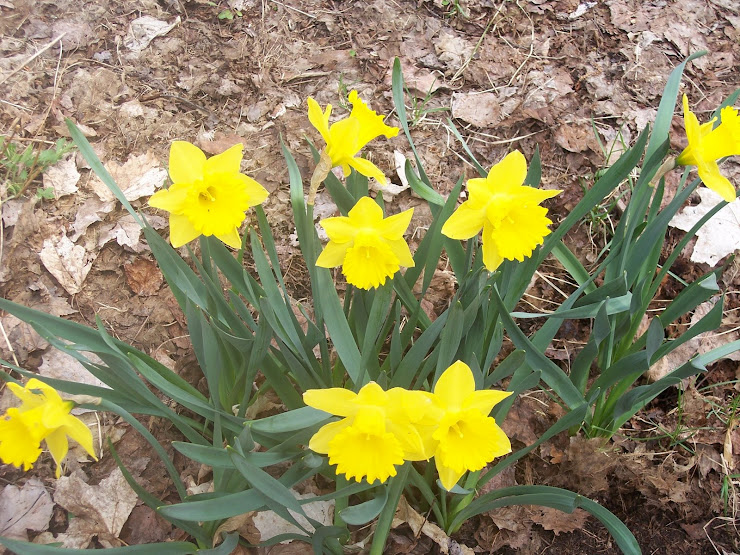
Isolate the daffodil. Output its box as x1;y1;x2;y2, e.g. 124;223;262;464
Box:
428;361;512;491
308;90;399;186
441;151;561;272
0;379;97;478
304;382;435;484
149;142;269;248
316;196;414;290
676;95;740;202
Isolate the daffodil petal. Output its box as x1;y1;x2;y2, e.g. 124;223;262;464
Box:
441;201;486;240
205;143;243;176
148;184;190;214
44;428;69;478
169;213;201;248
381;208;414;239
320;216;358;243
347;156;387;185
215;228;242;249
169;141;206;184
61;415;96;459
308;419;351;454
436;457;465;491
697;163;737;202
348;196;384;225
481;223;504;271
387;238;415;268
303;388;357;417
307;97;332;144
486;150;527;188
433;361;475;412
463;390;513;415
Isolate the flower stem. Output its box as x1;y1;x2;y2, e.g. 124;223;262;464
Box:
308;150;333;206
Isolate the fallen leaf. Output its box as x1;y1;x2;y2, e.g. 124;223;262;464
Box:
90;151;167;204
669;188;740;265
554;123;601;153
97;215;144;251
124;16;181;52
0;479;54;541
433;30;474;72
42;155;80;199
39;234;94;295
451;92;501;127
50;468;139;548
124;258;163;296
392;496;474;555
251;492;333;543
530;506;590;535
71;197;116;241
38;349;110;391
0;199;23;227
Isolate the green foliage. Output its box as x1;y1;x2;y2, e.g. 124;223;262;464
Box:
0;137;74;199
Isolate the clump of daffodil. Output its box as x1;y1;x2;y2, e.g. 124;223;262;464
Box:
149;142;269;248
316;196;414;290
427;361;512;491
675;95;740;202
307;91;399;205
441;151;561;272
304;382;436;484
0;379;97;478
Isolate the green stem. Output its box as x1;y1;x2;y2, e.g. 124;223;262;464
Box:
370;463;410;555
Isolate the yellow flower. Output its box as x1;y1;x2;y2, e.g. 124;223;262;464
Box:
308;90;399;185
0;379;97;478
149;142;269;248
676;95;740;202
316;196;414;290
441;151;561;272
428;361;512;491
304;382;435;484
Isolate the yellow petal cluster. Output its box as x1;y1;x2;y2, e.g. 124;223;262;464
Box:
149;142;269;248
308;91;399;185
316;196;415;290
304;361;511;489
0;379;97;478
676;95;740;202
441;151;561;271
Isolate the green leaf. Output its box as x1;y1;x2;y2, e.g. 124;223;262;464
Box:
250;406;329;434
0;537;198;554
339;487;388;525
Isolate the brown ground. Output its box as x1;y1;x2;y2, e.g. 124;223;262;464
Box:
1;0;740;553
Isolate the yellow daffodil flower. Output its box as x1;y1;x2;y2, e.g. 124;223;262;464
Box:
304;382;435;484
0;379;97;478
428;361;512;491
307;90;399;187
316;196;414;290
149;142;269;248
441;151;561;272
676;95;740;202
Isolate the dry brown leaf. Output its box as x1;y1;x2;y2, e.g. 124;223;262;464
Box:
392;496;474;555
90;151;167;204
39;234;94;295
97;215;144;251
123;16;180;52
38;349;109;390
42;155;80;199
530;506;590;535
124;258;163;296
0;479;54;541
70;197;116;241
51;468;139;548
451;92;501;128
251;492;333;543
